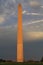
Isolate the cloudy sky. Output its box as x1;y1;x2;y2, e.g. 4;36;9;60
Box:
0;0;43;61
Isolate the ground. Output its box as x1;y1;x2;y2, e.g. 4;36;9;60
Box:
0;62;43;65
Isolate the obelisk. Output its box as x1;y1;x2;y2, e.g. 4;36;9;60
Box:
17;4;23;62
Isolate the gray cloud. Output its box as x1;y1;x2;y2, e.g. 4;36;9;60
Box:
0;0;16;17
29;1;40;8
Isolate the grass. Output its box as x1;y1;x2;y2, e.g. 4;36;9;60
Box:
0;62;43;65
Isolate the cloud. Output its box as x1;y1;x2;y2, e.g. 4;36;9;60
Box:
0;17;5;24
29;1;40;8
22;10;43;16
0;24;17;36
22;10;27;14
12;0;16;3
40;6;43;8
24;32;43;41
23;19;43;26
26;13;43;16
0;0;16;18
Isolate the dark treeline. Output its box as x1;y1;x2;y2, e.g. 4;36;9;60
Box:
0;58;13;62
24;57;43;62
0;57;43;62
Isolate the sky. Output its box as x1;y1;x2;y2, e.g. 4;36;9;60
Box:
0;0;43;61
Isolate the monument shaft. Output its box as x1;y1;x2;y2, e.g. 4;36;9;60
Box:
17;4;23;62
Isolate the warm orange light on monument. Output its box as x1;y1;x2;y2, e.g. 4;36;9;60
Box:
17;4;23;62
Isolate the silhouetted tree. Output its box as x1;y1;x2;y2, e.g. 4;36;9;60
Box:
0;59;3;62
0;58;6;62
40;57;43;62
6;60;12;62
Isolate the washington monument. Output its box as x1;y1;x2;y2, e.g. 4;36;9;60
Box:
17;4;23;62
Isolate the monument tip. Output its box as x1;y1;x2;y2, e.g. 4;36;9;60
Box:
18;3;21;7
